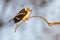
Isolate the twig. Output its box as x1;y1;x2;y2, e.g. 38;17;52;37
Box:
29;16;60;26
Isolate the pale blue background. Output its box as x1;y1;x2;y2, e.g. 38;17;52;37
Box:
0;0;60;40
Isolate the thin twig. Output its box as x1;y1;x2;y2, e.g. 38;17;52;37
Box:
14;16;60;32
29;16;49;24
15;20;25;32
29;16;60;26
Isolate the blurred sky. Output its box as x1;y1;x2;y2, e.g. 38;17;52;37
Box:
0;0;60;40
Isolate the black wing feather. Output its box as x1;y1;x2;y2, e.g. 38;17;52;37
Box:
13;8;27;23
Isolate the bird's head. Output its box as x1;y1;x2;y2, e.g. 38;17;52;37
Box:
25;7;32;13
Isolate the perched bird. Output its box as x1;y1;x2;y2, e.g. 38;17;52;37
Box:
9;7;32;32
